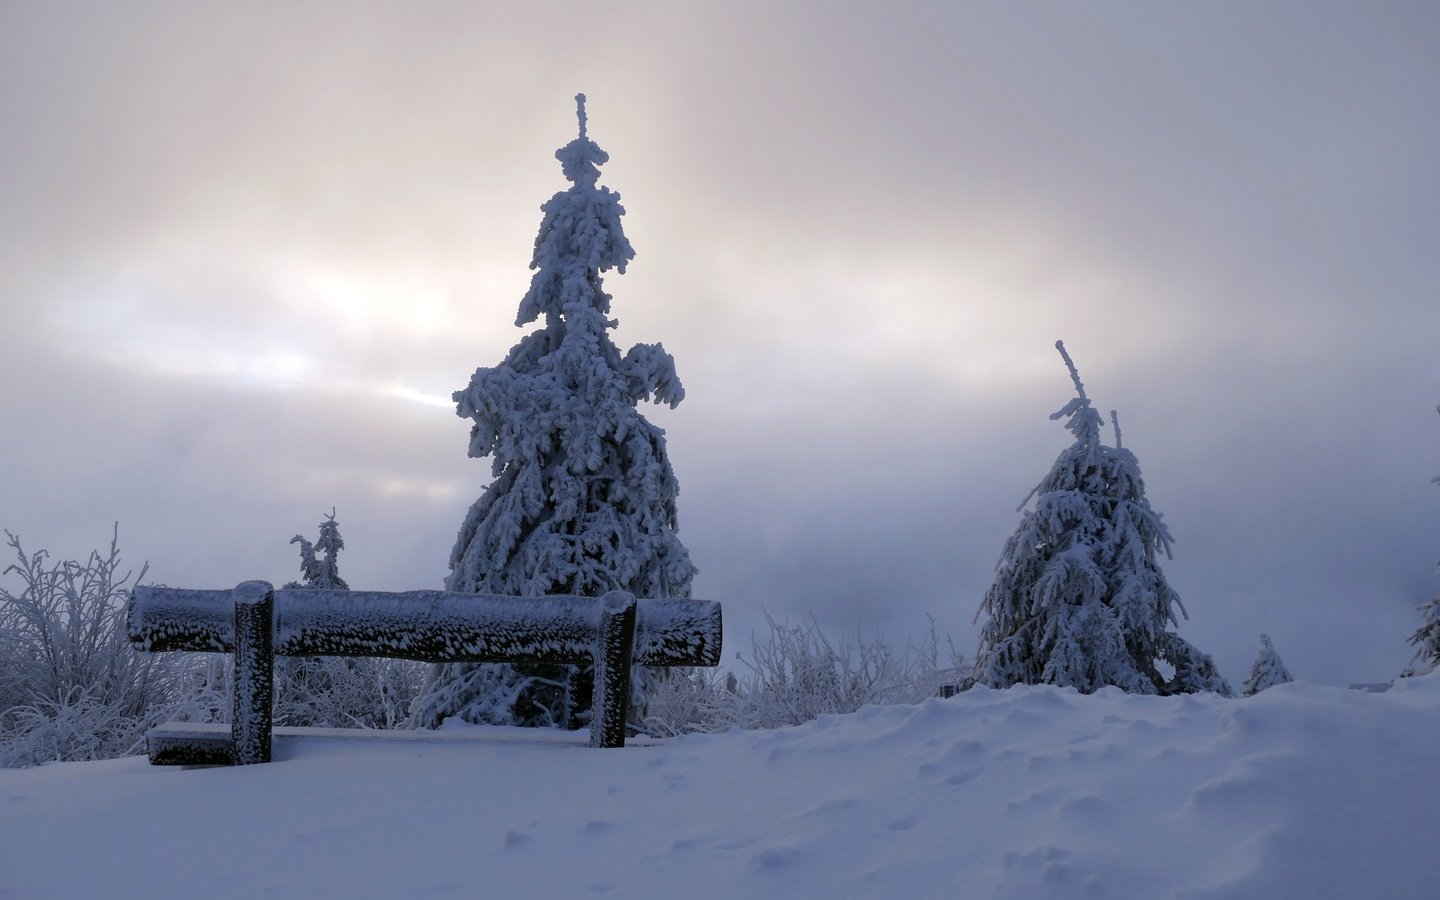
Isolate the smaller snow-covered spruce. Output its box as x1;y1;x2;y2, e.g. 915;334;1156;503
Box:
972;341;1231;696
1243;633;1294;696
412;94;696;731
1400;405;1440;679
276;511;422;728
275;510;352;728
283;509;348;591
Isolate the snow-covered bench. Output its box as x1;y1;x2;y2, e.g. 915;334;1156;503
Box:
127;581;722;764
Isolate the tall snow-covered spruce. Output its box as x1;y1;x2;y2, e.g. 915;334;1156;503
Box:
973;341;1231;696
411;95;697;729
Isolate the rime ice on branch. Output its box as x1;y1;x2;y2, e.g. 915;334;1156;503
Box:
412;94;697;730
973;341;1231;696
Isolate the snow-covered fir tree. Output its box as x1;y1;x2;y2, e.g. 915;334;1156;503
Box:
275;511;422;727
1243;633;1294;696
276;510;352;726
284;509;349;592
973;341;1231;696
1401;406;1440;678
411;95;697;730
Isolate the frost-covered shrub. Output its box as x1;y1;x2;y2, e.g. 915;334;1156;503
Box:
637;668;739;738
0;527;223;766
736;613;963;728
273;656;425;730
639;614;966;736
1;689;149;767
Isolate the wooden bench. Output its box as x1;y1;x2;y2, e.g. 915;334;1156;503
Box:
128;581;722;764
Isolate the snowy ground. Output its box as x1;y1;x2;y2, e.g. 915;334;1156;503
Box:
4;675;1437;900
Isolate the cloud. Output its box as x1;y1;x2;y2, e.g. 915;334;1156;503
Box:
2;2;1438;689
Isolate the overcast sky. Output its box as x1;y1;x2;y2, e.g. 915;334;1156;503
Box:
2;1;1437;687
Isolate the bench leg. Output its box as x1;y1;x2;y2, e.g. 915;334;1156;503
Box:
233;581;274;764
591;591;637;748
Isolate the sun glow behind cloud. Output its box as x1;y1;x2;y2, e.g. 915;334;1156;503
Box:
292;263;451;340
46;252;517;413
53;290;314;389
384;384;453;409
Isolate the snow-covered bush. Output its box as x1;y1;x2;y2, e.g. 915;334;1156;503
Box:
1243;633;1294;695
273;655;424;730
0;527;223;766
973;342;1231;696
734;613;965;728
637;668;740;738
415;95;696;730
639;614;966;736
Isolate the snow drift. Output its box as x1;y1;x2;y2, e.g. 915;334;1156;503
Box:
3;674;1437;899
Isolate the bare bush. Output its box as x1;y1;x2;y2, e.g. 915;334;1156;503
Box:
640;612;968;737
639;668;742;738
274;657;426;730
0;527;223;766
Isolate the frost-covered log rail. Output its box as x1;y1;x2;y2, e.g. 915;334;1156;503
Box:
129;582;722;763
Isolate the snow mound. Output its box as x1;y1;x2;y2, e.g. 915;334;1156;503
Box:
4;675;1437;899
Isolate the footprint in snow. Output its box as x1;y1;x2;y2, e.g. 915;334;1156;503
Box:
918;739;986;778
749;846;803;871
1059;794;1114;821
662;773;688;790
805;796;861;817
503;830;531;848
